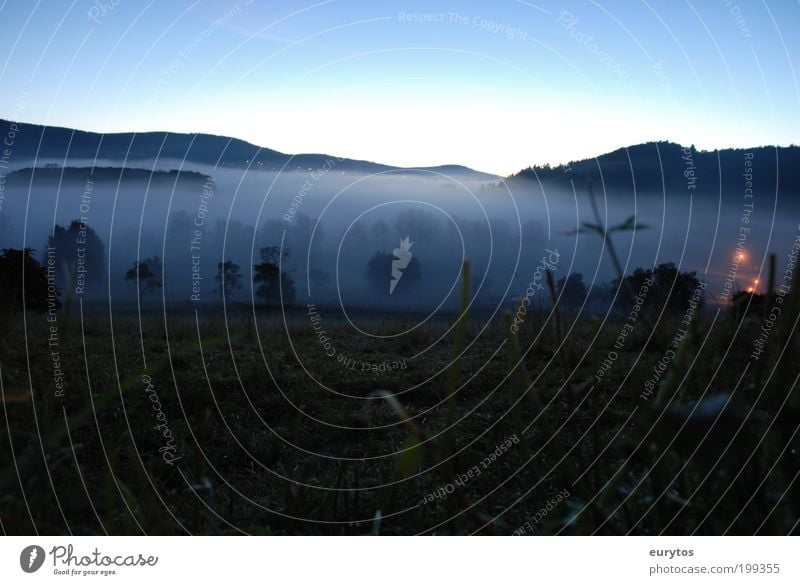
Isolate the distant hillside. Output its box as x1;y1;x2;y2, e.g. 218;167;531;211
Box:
508;141;800;197
6;166;210;186
5;121;793;193
0;119;498;180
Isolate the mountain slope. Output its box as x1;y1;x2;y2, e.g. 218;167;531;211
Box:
0;119;498;179
509;141;800;197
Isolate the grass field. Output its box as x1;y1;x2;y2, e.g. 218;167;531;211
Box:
1;275;799;535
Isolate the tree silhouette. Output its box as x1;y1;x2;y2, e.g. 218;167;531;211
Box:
613;262;702;316
215;260;242;300
0;248;59;313
341;221;369;265
729;290;765;322
651;263;702;313
254;246;295;305
46;220;106;295
369;219;390;251
557;273;587;306
125;256;163;304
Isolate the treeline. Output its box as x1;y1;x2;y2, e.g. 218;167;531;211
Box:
507;142;800;197
0;208;716;315
0;208;549;308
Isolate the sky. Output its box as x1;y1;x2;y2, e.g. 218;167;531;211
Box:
0;0;798;176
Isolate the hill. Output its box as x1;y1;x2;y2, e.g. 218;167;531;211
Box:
0;119;498;179
508;141;800;197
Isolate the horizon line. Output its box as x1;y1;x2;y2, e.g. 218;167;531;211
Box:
2;116;798;179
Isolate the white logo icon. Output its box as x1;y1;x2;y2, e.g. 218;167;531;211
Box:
390;236;413;295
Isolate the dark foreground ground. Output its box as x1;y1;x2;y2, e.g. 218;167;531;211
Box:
1;297;798;535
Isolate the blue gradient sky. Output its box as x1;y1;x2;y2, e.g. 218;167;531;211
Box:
1;0;798;175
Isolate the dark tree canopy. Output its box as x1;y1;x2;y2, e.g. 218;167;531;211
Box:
557;272;587;306
0;248;59;313
614;262;702;315
125;256;163;303
215;260;242;299
254;246;295;305
728;290;766;322
46;220;106;295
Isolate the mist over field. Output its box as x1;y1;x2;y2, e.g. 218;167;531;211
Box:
2;133;798;313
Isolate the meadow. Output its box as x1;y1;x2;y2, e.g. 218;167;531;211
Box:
2;261;798;536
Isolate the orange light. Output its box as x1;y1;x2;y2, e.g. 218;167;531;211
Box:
747;287;754;293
